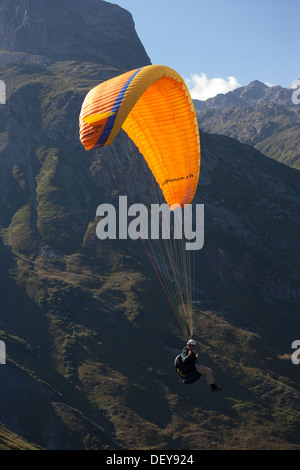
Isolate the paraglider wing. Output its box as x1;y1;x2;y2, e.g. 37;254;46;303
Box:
79;65;200;208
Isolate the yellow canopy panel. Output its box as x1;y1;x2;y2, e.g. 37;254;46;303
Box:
79;65;200;207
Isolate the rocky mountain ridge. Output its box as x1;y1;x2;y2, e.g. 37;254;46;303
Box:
0;0;151;69
194;81;300;169
194;80;297;110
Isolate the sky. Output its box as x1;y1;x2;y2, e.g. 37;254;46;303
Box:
108;0;300;100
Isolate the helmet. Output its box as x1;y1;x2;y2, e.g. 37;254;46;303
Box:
187;339;196;346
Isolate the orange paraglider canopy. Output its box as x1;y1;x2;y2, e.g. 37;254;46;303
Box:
79;65;200;208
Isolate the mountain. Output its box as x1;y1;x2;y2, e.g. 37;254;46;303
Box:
194;80;296;110
194;81;300;169
0;0;300;450
0;0;151;69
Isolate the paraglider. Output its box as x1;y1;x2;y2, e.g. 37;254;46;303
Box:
79;65;223;392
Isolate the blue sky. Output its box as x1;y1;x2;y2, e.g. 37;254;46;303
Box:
109;0;300;99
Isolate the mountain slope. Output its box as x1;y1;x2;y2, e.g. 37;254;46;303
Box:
194;81;300;169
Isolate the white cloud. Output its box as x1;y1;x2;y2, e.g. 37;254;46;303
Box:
185;73;241;100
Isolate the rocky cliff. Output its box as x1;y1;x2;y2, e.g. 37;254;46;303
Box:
0;0;151;69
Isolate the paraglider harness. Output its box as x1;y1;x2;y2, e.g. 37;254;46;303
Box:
174;352;201;385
